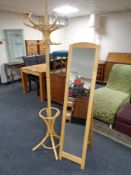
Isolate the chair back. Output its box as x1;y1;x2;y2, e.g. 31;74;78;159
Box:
23;55;38;66
106;64;131;94
37;55;46;64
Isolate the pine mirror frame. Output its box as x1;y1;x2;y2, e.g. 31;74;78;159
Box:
59;42;100;170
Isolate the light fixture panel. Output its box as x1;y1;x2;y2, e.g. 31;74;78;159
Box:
54;5;79;15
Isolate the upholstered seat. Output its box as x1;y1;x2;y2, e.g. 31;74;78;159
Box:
93;64;131;125
51;50;68;72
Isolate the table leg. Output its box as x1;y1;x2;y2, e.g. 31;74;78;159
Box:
39;73;45;102
21;71;28;93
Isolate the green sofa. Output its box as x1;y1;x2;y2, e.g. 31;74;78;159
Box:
93;64;131;125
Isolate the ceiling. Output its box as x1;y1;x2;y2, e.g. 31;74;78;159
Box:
0;0;131;17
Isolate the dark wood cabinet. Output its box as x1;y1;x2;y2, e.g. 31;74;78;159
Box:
103;62;114;82
73;97;88;119
96;61;105;83
50;72;89;119
50;72;66;104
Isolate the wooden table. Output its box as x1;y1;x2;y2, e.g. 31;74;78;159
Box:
21;64;47;102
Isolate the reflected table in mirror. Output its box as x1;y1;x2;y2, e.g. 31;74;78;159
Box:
66;96;89;122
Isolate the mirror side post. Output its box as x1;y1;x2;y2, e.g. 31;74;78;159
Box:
81;46;100;169
59;46;73;159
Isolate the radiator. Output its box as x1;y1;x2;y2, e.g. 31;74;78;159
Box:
0;63;22;83
0;64;8;83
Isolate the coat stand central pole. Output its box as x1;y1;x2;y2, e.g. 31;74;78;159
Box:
23;2;69;159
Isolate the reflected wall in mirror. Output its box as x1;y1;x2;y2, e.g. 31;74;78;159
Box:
59;42;100;169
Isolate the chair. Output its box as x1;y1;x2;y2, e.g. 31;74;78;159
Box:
93;64;131;125
51;50;68;72
22;55;39;94
23;55;38;66
37;55;46;64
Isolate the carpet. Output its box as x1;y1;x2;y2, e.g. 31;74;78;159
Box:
0;82;131;175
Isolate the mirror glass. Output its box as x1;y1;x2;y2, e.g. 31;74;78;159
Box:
63;47;96;157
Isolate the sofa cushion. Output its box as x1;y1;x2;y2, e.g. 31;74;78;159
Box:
93;87;130;124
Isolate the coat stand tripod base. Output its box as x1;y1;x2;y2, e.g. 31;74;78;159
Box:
32;107;60;160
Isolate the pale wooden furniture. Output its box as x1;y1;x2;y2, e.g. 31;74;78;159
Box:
23;3;68;160
21;64;46;102
25;40;38;56
103;52;131;82
59;42;100;169
32;107;60;160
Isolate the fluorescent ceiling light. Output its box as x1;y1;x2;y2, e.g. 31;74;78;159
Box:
88;14;96;27
54;5;79;15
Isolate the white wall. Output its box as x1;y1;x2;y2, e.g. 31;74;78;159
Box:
50;28;65;52
51;16;99;52
62;11;131;60
1;10;131;64
0;11;71;65
99;11;131;60
0;11;42;65
64;16;98;49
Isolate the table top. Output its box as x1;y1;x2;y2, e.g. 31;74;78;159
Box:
21;64;47;73
5;62;24;67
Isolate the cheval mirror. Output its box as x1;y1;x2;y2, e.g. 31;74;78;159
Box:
59;42;100;169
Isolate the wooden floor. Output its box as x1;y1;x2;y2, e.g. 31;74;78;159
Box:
93;119;131;148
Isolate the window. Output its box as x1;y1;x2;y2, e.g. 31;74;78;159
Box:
4;29;25;60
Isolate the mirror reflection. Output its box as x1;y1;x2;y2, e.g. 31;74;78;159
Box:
63;47;96;157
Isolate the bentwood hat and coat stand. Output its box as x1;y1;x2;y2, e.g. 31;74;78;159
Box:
23;2;69;160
